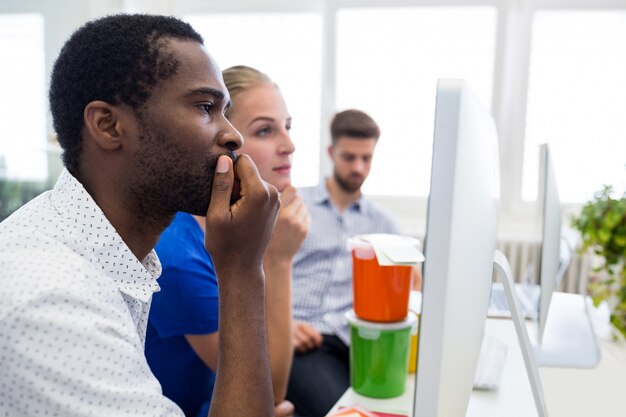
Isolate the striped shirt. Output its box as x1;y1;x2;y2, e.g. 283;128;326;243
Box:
292;180;399;344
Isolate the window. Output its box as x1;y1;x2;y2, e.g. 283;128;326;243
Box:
336;6;497;197
523;10;626;203
184;13;323;187
0;13;46;181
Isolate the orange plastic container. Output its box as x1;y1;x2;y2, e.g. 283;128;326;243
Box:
351;241;412;322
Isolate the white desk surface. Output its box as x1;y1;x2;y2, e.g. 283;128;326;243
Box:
331;318;626;417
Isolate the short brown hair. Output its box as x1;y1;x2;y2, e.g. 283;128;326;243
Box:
330;109;380;144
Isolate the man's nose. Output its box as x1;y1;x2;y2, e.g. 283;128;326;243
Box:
219;120;244;151
352;159;366;173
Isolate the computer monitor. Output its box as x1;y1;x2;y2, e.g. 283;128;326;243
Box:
531;144;600;368
413;79;500;417
486;144;571;324
537;143;560;342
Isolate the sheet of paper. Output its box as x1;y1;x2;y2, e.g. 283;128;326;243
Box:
358;233;425;266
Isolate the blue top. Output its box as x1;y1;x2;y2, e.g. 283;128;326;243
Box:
293;180;399;344
146;212;219;417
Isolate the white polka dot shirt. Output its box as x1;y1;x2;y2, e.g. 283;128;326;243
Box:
0;169;183;416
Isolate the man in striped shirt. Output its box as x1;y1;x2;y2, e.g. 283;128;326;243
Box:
286;109;400;416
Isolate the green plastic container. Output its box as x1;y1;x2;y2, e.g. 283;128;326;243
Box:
346;310;417;398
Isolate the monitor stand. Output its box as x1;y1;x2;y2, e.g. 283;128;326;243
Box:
493;250;549;417
531;292;601;368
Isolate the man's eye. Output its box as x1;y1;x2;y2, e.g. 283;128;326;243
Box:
199;103;214;114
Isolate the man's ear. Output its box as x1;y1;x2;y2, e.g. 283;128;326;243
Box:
83;100;127;151
327;144;334;158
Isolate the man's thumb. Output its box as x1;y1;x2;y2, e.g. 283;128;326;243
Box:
207;155;233;215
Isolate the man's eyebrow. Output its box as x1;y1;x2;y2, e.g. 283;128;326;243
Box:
184;87;226;101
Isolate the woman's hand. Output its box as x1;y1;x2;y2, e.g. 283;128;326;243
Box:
265;185;310;265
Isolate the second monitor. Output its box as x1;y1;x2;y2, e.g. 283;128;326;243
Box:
531;144;600;368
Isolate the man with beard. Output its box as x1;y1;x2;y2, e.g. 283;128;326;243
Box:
0;14;279;417
286;109;400;416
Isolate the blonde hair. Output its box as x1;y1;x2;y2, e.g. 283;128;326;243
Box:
222;65;275;102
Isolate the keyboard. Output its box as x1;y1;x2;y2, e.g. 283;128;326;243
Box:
473;334;508;390
488;282;540;320
490;287;510;311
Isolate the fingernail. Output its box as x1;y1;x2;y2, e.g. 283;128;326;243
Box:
216;155;229;173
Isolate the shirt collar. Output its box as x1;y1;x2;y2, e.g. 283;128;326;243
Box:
312;178;369;214
49;169;161;303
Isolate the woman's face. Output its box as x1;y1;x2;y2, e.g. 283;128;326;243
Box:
228;83;294;192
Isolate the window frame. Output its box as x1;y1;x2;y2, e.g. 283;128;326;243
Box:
3;0;626;236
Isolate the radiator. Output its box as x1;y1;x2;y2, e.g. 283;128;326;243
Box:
496;238;593;294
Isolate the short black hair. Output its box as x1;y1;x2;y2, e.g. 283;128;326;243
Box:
330;109;380;145
49;14;204;175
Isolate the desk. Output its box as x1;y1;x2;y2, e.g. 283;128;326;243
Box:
331;318;626;416
539;335;626;416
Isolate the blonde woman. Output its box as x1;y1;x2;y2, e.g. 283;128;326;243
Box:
146;65;309;417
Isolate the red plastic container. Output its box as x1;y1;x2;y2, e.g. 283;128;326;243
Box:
350;239;412;322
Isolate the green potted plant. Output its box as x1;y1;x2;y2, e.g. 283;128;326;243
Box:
571;185;626;338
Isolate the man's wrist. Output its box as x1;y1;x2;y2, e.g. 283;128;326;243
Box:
214;262;265;284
